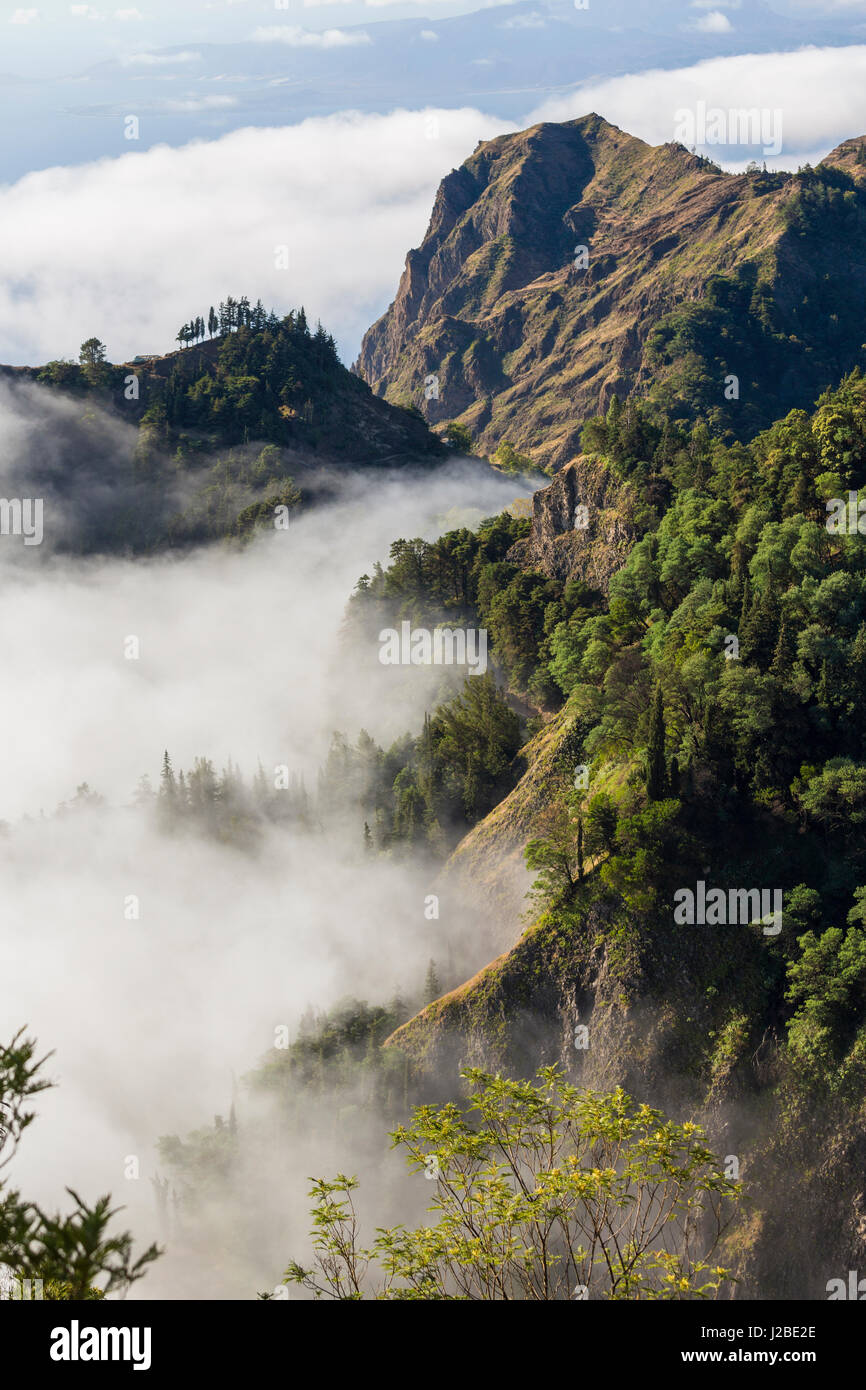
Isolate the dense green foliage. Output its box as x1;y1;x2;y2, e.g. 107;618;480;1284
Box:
642;165;866;437
318;673;523;854
350;367;866;1107
523;368;866;1103
21;299;438;554
350;511;603;706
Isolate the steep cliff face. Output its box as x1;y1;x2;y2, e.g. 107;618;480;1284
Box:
356;115;866;470
388;747;866;1298
505;453;636;591
431;708;573;960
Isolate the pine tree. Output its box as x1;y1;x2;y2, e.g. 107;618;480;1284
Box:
645;684;667;801
770;615;796;679
739;576;752;631
424;959;441;1004
846;623;866;717
133;774;155;808
388;992;409;1027
157;751;177;831
741;586;779;667
817;659;835;713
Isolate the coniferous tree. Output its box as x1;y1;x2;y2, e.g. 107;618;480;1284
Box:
645;684;667;801
771;615;797;679
157;751;177;830
845;624;866;729
739;575;752;634
133;774;155;808
742;586;779;668
424;959;441;1004
388;992;409;1028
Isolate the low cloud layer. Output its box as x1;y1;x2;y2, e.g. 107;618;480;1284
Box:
0;108;506;368
0;387;529;1290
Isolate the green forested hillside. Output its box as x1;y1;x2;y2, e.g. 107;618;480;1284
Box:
134;358;866;1300
0;300;443;553
352;368;866;1296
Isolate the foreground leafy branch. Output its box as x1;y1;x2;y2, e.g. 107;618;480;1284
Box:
0;1030;161;1300
280;1067;741;1300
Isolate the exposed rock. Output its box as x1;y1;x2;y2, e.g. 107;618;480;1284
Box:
356;114;866;470
506;453;636;592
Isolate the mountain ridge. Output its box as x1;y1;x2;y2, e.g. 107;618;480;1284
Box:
356;114;866;470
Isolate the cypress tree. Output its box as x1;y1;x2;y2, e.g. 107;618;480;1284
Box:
770;615;797;679
669;755;680;796
736;575;753;656
646;684;667;801
576;815;585;882
741;585;778;666
846;624;866;720
817;659;835;713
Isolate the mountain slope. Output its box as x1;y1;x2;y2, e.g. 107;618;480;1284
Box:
0;307;445;552
379;365;866;1296
356;115;866;470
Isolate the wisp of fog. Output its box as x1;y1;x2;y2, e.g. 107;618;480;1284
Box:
0;409;531;1296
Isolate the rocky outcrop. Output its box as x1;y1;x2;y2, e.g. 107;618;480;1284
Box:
506;453;636;592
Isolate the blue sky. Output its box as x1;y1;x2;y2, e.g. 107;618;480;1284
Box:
0;0;864;365
3;0;866;176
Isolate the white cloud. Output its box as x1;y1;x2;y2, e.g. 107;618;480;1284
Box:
162;94;238;110
502;11;545;27
528;45;866;166
0;438;524;1275
692;11;733;31
70;3;103;17
1;48;864;372
115;6;143;17
419;29;438;41
9;8;39;22
250;25;371;47
121;49;202;65
0;107;506;369
363;0;483;5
